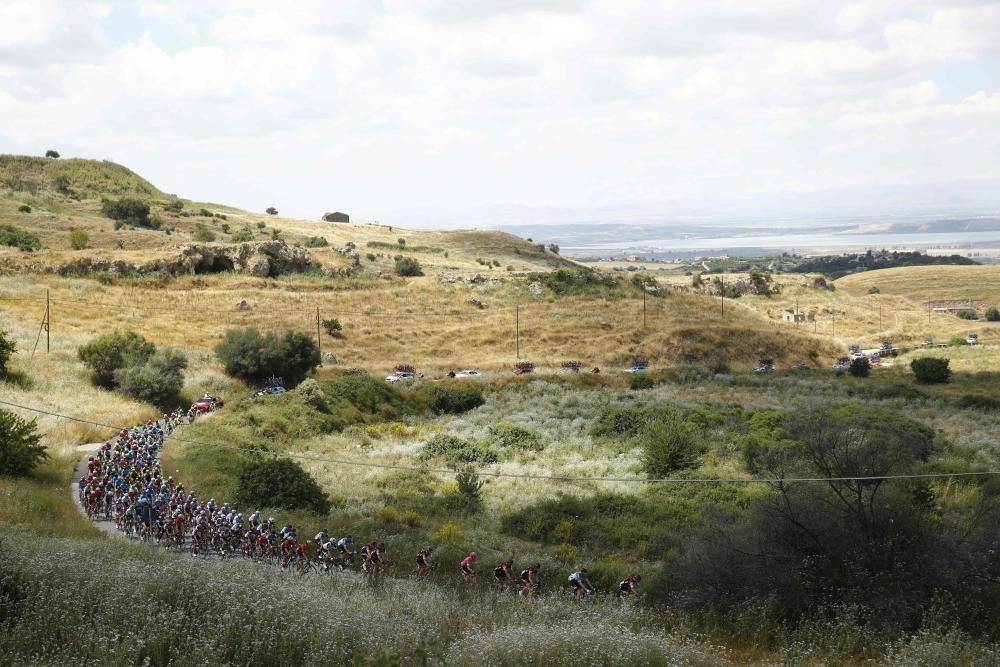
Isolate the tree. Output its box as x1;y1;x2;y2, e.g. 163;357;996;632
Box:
394;256;424;277
68;228;89;250
321;318;342;337
911;357;951;384
215;328;320;387
78;330;156;388
691;273;704;288
0;329;16;377
232;226;254;243
113;348;188;409
985;306;999;322
397;238;406;247
100;197;150;227
638;413;702;477
265;207;278;216
848;356;871;378
235;457;329;513
748;266;773;295
45;150;60;159
547;243;560;254
0;409;47;477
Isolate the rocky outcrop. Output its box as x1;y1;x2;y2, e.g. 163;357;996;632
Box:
55;240;323;278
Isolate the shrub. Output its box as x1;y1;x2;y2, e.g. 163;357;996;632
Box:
637;414;703;477
192;223;216;242
322;318;342;337
232;226;254;242
421;434;497;466
220;223;230;233
45;149;60;158
215;328;320;387
911;357;952;384
198;208;212;217
949;337;968;347
956;309;978;320
955;394;1000;411
294;378;328;411
68;228;89;250
0;329;15;377
868;286;880;294
17;204;30;213
365;253;376;261
397;238;406;247
0;224;41;251
630;374;656;390
100;197;150;227
235;457;329;513
452;470;483;512
78;330;155;388
256;221;266;229
426;384;484;414
303;236;328;247
0;409;47;477
147;213;163;230
394;256;424;277
986;307;999;322
848;357;870;377
265;207;278;215
164;198;184;213
53;175;71;194
113;348;187;408
489;423;543;451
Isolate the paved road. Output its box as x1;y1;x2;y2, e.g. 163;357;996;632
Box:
70;443;129;541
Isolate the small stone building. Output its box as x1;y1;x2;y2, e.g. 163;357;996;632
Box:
782;309;815;323
323;211;350;223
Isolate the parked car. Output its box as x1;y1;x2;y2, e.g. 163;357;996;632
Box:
513;361;535;376
385;372;416;384
251;385;286;399
192;394;224;411
832;357;850;370
967;333;979;345
454;369;481;378
790;361;809;370
624;358;650;374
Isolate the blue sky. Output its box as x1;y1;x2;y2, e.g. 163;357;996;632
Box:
1;0;999;227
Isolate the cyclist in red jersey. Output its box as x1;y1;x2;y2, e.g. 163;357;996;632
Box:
460;552;477;583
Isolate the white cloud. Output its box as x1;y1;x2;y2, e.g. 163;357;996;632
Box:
0;0;998;222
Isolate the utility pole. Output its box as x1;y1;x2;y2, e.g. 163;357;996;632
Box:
316;307;322;367
45;288;50;352
642;290;647;329
720;274;725;317
515;305;520;359
832;313;836;337
879;304;882;331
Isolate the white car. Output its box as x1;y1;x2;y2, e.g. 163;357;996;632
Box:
623;365;650;374
454;370;481;378
385;372;416;384
967;334;979;345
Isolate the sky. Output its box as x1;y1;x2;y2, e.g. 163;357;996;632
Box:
1;0;999;227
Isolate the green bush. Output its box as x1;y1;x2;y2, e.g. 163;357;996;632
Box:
198;208;212;217
100;197;150;227
530;267;617;295
986;306;999;322
0;329;15;377
592;405;679;439
215;328;320;387
365;253;376;261
0;409;47;477
164;198;184;213
956;309;978;320
911;357;952;384
848;357;870;377
78;330;155;388
321;318;342;337
421;434;497;466
232;226;253;242
113;348;187;409
426;384;484;414
630;374;656;390
192;223;216;242
452;470;483;512
235;457;329;513
303;236;328;248
637;414;703;477
294;378;328;411
0;224;41;251
17;204;31;213
68;228;89;250
489;423;543;451
394;256;424;277
955;394;1000;411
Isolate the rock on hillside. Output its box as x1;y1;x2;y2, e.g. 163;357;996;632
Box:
55;240;323;277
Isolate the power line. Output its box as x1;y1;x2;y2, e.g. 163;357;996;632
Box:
2;397;998;486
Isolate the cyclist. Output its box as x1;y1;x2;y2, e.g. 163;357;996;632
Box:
336;534;354;567
568;568;595;598
494;558;514;591
460;551;477;583
618;575;641;597
416;547;433;576
519;563;541;596
314;528;330;551
368;542;387;576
